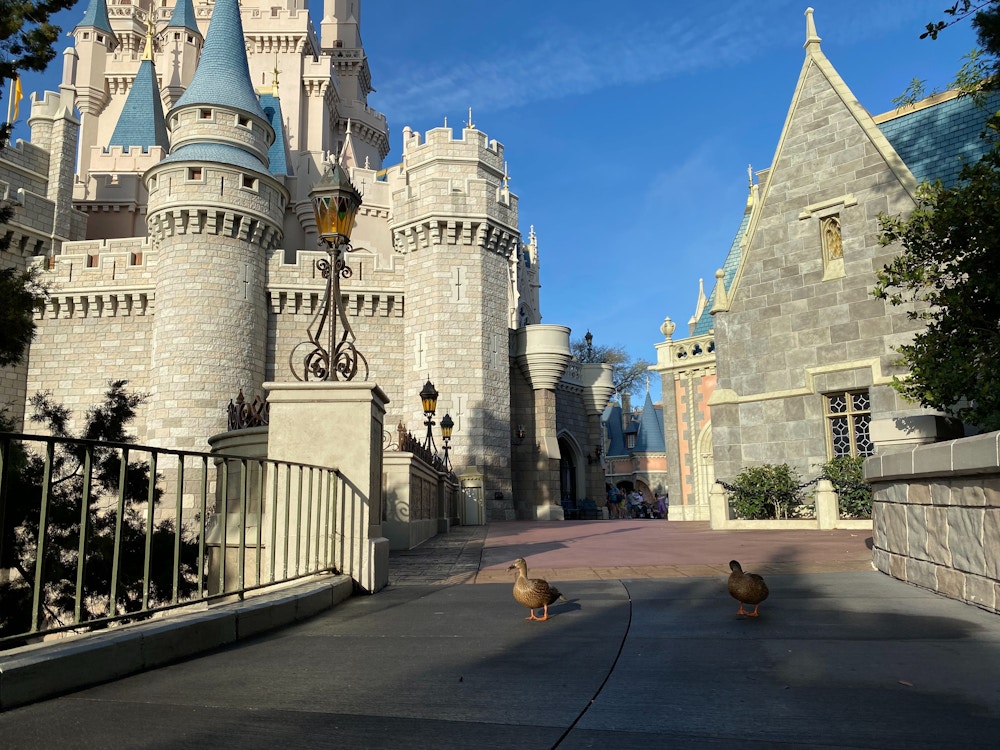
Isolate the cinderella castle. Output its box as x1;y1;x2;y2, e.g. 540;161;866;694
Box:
0;0;618;522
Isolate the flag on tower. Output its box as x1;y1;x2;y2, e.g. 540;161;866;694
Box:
7;76;23;123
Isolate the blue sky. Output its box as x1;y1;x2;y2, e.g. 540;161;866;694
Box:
8;1;982;403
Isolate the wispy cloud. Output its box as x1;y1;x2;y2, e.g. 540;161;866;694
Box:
371;0;955;124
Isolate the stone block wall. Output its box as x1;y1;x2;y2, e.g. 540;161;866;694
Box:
867;432;1000;614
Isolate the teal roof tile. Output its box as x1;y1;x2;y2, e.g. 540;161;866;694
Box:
174;0;266;119
108;59;168;152
633;391;666;453
76;0;118;46
161;142;270;173
877;91;1000;188
692;202;751;336
167;0;201;34
260;93;289;176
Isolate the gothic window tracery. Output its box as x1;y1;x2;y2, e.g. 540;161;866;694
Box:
825;390;874;458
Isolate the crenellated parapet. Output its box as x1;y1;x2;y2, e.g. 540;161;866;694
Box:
147;206;283;250
33;238;156;319
391;219;518;258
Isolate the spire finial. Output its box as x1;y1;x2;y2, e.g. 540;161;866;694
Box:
804;7;821;49
503;160;510;189
272;52;280;96
142;11;156;61
467;106;474;129
747;163;753;190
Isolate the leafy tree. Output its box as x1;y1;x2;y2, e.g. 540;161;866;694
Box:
720;463;808;520
571;334;652;402
0;0;75;362
818;456;872;519
0;264;47;367
0;381;200;643
874;150;1000;431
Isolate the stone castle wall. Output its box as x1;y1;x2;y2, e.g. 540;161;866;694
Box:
868;432;1000;614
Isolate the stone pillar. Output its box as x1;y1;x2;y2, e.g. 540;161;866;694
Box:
264;381;390;593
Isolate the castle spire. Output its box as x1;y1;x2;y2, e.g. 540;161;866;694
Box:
174;0;266;120
167;0;200;35
804;7;822;50
75;0;118;49
141;12;155;62
108;52;169;152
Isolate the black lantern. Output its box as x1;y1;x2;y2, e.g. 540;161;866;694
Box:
440;413;454;471
420;379;439;452
289;161;368;382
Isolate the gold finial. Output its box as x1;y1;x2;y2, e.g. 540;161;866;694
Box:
142;12;156;62
467;106;474;129
272;53;280;96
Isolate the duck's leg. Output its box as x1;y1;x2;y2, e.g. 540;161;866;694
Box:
526;608;540;620
736;604;749;616
536;604;550;622
747;604;761;617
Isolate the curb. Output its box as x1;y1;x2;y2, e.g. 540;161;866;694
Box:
0;574;353;711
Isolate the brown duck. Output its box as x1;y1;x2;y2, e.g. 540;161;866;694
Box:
728;560;769;617
508;557;566;621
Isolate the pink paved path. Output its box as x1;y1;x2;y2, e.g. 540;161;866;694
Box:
474;520;874;583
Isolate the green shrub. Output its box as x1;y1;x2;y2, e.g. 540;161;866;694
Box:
819;455;872;519
724;463;807;520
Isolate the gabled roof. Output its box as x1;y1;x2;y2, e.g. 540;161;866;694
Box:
167;0;201;35
259;93;289;176
174;0;266;119
876;90;1000;188
76;0;119;48
689;10;1000;335
108;59;169;152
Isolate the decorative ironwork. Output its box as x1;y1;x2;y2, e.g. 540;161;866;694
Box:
289;161;369;382
289;241;369;382
227;389;269;430
393;421;450;474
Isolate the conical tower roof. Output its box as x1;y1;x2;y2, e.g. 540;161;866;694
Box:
174;0;266;119
108;58;169;152
167;0;201;35
75;0;118;47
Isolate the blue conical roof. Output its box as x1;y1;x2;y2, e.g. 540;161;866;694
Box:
174;0;266;119
108;59;169;153
260;93;289;176
76;0;119;47
167;0;201;34
633;390;666;453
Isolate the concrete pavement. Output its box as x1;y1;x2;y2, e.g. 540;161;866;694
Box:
2;519;1000;748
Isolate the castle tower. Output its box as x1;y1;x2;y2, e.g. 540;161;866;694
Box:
69;0;118;180
391;123;520;517
161;0;203;110
143;0;288;449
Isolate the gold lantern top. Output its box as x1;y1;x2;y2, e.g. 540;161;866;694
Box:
310;162;363;245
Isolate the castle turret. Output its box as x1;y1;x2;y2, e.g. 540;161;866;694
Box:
143;0;288;449
161;0;204;110
69;0;118;179
391;124;519;517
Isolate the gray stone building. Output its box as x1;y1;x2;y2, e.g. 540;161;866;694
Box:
652;9;993;521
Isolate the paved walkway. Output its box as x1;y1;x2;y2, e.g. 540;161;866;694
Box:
388;519;874;587
4;520;1000;749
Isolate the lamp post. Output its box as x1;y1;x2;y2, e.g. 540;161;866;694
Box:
420;379;439;453
585;330;594;360
290;161;368;382
440;413;454;471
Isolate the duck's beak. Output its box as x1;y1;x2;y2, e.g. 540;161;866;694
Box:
506;564;515;571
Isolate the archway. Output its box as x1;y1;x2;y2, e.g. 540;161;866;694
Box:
557;434;582;502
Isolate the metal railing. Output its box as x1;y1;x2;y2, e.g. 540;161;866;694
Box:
0;432;341;649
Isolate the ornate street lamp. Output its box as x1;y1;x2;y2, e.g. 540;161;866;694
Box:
420;379;439;452
440;413;454;471
290;161;368;382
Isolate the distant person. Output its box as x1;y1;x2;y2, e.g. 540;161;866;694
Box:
607;486;623;519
